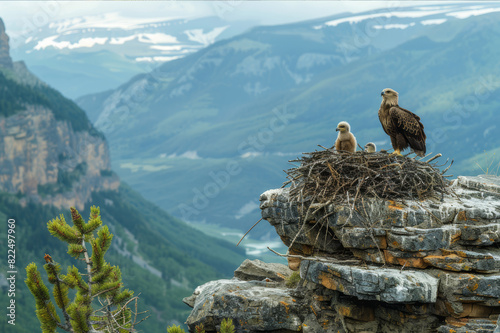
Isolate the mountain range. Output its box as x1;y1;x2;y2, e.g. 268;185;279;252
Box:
10;14;255;98
0;17;245;332
76;3;500;240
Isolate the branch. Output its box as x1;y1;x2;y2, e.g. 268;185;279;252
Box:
43;299;73;332
237;218;262;246
81;239;95;328
267;247;361;265
47;261;73;329
425;153;442;163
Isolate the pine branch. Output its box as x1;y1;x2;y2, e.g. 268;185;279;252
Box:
44;259;72;330
25;263;61;332
81;239;95;328
26;207;147;333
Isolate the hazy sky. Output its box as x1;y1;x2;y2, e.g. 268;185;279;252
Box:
2;1;448;37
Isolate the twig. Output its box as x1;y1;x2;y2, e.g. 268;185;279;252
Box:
237;218;262;246
267;247;360;264
425;153;442;164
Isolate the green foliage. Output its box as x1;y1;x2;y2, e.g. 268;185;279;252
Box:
25;263;60;333
99;169;115;177
25;207;146;332
34;84;94;133
0;71;102;136
220;318;235;333
167;320;235;333
167;325;187;333
195;323;206;333
1;183;244;332
285;271;301;288
0;71;51;117
37;163;88;197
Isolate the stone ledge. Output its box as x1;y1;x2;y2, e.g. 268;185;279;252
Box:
184;278;307;332
234;258;293;282
300;260;438;303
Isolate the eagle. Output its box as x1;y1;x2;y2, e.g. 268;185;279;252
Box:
364;142;376;153
379;88;426;156
335;121;357;153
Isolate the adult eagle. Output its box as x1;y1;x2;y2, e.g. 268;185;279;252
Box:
335;121;357;153
379;88;426;156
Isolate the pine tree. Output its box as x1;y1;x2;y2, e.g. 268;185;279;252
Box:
25;206;148;332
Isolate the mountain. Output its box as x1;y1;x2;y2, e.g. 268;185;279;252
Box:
9;14;255;99
0;18;13;69
76;3;500;241
0;18;245;332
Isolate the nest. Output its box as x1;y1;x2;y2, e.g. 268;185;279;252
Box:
284;149;452;205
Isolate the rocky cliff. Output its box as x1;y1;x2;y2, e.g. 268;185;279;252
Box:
0;21;119;209
184;174;500;332
0;18;13;69
0;105;119;209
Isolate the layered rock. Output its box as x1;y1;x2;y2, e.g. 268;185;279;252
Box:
260;175;500;332
0;18;13;69
185;175;500;332
0;106;119;209
0;20;118;209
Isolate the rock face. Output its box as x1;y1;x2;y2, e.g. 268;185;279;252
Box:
0;18;13;69
0;106;119;209
185;175;500;332
0;20;118;209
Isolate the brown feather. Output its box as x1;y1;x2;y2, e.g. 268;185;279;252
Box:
379;89;426;156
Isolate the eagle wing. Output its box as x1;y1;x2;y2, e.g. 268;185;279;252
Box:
389;106;426;152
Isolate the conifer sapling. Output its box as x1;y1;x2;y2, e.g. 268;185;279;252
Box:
25;206;148;333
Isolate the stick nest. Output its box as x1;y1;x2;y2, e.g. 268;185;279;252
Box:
284;150;451;205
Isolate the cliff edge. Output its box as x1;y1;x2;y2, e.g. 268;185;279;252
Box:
0;18;13;69
0;19;119;209
184;171;500;332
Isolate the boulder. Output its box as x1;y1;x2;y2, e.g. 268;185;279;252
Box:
183;278;308;332
234;258;293;282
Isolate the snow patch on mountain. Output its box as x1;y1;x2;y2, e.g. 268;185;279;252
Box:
135;55;182;62
315;4;500;30
150;44;189;51
35;32;179;51
446;7;500;19
322;9;450;27
184;26;229;46
373;22;416;30
135;33;179;44
34;35;109;50
109;35;137;45
421;18;448;25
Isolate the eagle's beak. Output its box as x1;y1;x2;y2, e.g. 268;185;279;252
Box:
336;128;340;132
381;91;385;96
